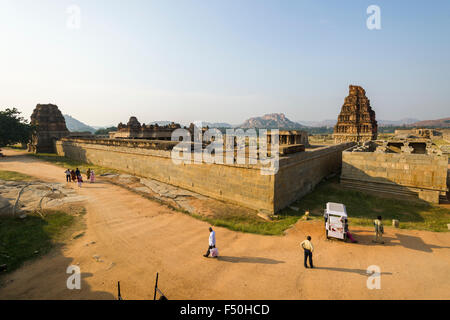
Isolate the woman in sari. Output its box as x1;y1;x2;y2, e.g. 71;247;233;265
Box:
77;174;83;188
87;168;91;181
90;169;95;183
70;170;77;183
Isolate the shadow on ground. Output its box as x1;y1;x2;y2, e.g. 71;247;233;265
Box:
0;212;115;300
313;266;392;276
217;256;284;264
349;229;450;253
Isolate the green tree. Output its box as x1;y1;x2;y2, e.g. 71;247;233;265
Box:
0;108;33;147
94;126;118;135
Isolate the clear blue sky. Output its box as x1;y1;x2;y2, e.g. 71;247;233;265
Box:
0;0;449;126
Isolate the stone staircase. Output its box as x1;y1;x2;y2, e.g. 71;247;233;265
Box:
340;178;419;200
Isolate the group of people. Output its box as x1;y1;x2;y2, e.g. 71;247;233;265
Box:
203;215;386;270
64;167;96;187
203;226;316;269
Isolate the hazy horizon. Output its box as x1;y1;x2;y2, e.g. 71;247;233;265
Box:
1;0;449;127
64;112;428;129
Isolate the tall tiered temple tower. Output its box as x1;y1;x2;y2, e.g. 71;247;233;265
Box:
333;85;378;143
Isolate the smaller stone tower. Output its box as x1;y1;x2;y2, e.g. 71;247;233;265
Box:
28;104;69;153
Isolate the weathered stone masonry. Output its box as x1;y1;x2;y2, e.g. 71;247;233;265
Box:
56;138;353;213
341;148;448;203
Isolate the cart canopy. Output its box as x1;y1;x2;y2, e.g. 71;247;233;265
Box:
326;202;347;217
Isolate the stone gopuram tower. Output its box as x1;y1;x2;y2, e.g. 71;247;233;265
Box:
333;85;377;143
28;104;69;153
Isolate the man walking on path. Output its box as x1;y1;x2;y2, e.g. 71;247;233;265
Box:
75;168;81;177
65;169;71;182
301;236;314;268
373;216;384;244
203;227;216;258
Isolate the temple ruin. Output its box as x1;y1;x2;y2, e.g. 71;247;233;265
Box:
26;83;448;212
28;104;70;153
333;85;378;143
341;140;447;203
109;117;182;140
53;116;348;213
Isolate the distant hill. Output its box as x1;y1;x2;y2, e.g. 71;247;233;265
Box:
298;120;337;128
149;121;173;126
239;113;304;129
63;114;96;133
298;118;421;128
203;122;233;128
408;117;450;128
378;118;420;127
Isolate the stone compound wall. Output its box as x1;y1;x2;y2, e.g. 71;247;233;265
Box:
274;143;354;212
341;150;448;203
57;138;274;212
56;138;353;213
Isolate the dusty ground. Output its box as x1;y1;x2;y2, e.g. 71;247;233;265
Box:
0;149;449;300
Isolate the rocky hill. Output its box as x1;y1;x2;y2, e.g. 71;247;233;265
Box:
378;118;420;127
298;119;337;128
63;114;96;133
203;122;233;128
239;113;304;129
299;118;421;128
408;117;450;128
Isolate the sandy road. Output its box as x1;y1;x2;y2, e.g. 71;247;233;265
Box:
0;149;449;299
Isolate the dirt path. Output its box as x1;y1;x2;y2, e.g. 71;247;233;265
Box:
0;149;449;299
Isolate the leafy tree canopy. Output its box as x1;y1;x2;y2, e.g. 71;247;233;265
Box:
95;126;118;135
0;108;33;147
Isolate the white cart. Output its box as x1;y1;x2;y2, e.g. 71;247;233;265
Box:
324;202;348;240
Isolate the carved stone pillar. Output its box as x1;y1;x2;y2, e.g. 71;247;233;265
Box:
401;142;414;154
375;141;388;153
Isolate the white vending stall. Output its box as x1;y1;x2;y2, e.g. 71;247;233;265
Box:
324;202;348;240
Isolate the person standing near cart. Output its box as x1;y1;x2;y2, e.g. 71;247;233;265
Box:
373;216;384;244
301;236;314;268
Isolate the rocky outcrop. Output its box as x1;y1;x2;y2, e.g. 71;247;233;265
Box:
28;104;69;153
240;113;304;129
0;180;87;216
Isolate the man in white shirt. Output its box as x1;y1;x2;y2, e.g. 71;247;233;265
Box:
203;227;216;258
65;169;71;182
